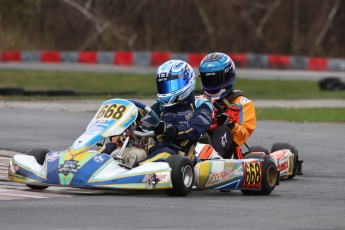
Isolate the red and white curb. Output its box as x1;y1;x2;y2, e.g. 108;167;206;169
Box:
1;50;345;72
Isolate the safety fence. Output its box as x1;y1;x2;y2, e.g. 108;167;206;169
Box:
1;50;345;72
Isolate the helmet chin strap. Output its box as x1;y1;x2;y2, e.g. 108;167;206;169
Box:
222;98;232;108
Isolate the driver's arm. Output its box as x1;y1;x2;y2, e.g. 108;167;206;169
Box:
231;99;256;146
175;103;213;140
141;100;161;131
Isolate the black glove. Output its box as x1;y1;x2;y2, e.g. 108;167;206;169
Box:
228;122;235;130
216;113;229;126
154;121;178;138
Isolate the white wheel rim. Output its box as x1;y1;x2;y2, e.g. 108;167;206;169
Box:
183;165;193;187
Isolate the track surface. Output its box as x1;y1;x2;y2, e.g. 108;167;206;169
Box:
0;103;345;229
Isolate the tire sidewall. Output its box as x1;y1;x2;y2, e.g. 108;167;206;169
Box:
25;148;50;190
27;148;50;165
165;155;194;196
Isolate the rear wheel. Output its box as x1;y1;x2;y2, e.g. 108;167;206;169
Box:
25;148;50;190
241;153;277;195
165;155;194;197
247;146;269;155
271;142;299;179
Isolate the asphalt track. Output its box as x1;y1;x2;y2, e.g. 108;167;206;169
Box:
0;102;345;230
1;65;344;229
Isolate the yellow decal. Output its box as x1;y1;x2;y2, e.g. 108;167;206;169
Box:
244;162;261;185
288;155;294;176
96;104;128;120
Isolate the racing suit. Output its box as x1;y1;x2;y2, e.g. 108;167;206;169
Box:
139;93;213;165
212;90;256;157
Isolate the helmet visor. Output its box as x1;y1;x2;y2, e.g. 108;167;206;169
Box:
200;70;232;89
156;74;188;94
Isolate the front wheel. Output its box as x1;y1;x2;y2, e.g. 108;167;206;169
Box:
165;155;194;196
25;148;50;190
241;153;278;195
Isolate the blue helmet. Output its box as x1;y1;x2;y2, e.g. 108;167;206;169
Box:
156;60;196;107
199;52;236;100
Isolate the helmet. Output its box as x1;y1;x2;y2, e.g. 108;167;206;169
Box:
199;52;236;100
156;60;196;107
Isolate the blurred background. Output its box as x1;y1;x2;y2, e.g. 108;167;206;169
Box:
0;0;344;123
0;0;344;57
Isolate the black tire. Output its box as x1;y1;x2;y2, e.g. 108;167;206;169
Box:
27;148;50;165
241;153;278;195
271;142;299;179
26;148;50;190
26;184;49;190
247;146;269;155
318;77;344;91
165;155;194;197
0;87;24;96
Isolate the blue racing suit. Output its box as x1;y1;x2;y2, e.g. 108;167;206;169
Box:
139;93;213;164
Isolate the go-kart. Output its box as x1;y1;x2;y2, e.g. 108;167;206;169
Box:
8;98;280;196
209;101;303;180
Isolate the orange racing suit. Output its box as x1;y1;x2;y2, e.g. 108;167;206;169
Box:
215;90;256;147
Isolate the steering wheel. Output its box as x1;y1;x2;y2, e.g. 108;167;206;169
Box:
128;99;159;138
128;99;160;123
209;100;224;131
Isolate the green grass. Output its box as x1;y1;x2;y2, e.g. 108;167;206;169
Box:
236;79;345;99
0;69;156;96
256;108;345;123
1;69;345;99
1;69;345;123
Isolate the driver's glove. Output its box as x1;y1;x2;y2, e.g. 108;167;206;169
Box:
154;121;178;139
216;113;229;126
101;142;117;155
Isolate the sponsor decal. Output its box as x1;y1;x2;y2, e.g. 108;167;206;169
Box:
221;133;227;147
143;173;169;189
142;173;168;183
47;152;60;162
58;160;79;175
240;97;251;105
93;154;105;163
185;111;193;120
173;61;184;70
279;160;288;171
207;168;233;185
143;173;159;184
9;162;19;173
244;162;261;186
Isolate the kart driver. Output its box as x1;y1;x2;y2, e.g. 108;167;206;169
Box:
199;52;256;158
138;60;213;165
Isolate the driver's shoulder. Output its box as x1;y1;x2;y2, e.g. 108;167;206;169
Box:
233;95;252;106
194;96;213;111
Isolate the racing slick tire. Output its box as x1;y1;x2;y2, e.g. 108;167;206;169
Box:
247;146;269;155
25;148;50;190
165;155;194;197
241;153;278;196
271;142;299;179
